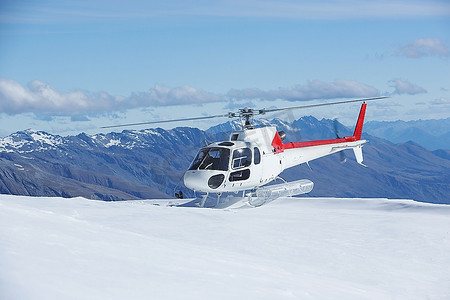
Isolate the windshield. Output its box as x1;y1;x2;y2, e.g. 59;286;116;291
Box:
189;147;230;171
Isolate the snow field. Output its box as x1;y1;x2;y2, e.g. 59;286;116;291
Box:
1;195;449;300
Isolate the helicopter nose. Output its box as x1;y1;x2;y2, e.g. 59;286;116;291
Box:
183;171;203;191
184;170;225;192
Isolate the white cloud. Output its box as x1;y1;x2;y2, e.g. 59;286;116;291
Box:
223;100;256;111
227;80;379;102
70;115;91;122
130;85;224;107
430;98;450;105
397;38;450;58
0;79;124;115
0;79;224;116
0;79;382;117
388;79;427;95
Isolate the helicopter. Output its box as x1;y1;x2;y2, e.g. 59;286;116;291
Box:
103;96;387;208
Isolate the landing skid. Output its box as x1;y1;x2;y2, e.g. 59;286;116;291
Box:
185;179;314;209
251;179;314;207
193;191;250;209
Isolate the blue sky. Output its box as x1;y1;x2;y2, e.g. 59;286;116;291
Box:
0;0;449;136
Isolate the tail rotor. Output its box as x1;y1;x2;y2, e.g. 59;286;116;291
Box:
333;119;347;164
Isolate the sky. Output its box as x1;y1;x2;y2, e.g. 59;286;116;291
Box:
0;0;449;136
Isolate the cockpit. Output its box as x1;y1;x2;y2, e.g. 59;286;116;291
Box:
184;127;278;193
188;145;259;172
188;147;230;171
184;141;264;192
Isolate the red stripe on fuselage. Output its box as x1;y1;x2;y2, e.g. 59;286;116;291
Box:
282;136;357;150
271;131;357;152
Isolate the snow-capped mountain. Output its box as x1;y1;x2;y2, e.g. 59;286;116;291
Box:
0;117;449;203
0;127;210;200
0;130;64;153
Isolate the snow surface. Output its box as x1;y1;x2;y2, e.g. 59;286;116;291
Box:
1;195;449;300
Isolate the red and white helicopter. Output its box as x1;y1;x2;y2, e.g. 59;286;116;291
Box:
104;97;387;208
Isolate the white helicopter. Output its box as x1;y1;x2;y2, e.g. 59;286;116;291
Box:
103;97;387;208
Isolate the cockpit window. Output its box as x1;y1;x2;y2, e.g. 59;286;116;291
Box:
189;147;230;171
232;148;252;169
254;147;261;165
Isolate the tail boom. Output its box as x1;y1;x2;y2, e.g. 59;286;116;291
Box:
274;102;369;170
275;102;368;151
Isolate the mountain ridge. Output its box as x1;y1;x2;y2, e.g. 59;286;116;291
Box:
0;118;448;204
365;118;450;150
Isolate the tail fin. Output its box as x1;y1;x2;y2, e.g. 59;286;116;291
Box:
353;102;367;140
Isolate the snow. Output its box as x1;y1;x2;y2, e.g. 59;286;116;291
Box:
105;139;121;148
30;131;63;147
1;195;449;300
0;136;27;152
142;129;164;138
0;130;63;153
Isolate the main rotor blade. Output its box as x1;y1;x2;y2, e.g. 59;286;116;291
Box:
101;96;388;129
262;96;388;114
101;113;229;129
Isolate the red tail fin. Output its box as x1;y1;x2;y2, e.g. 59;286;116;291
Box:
353;102;367;140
